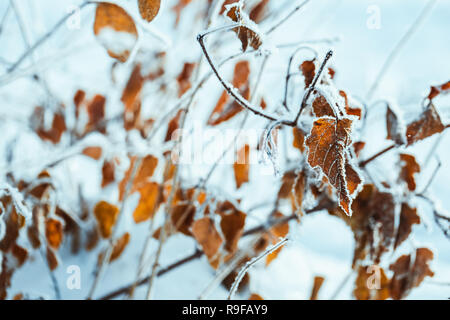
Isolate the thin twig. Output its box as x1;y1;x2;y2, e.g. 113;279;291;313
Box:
365;0;438;100
227;238;288;300
359;144;396;168
7;1;94;72
265;0;310;35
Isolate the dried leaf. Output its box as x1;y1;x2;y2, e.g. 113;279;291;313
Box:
305;117;362;215
165;109;183;142
406;104;445;146
171;204;196;236
177;62;196;97
293;127;305;152
394;203;420;249
86;94;106;133
233;144;250;189
399;153;420;191
226;4;262;51
350;185;396;267
249;293;264;300
218;201;246;253
46;247;59;271
109;232;130;262
339;90;361;119
427;80;450;101
133;182;160;223
192;217;223;264
249;0;270;23
138;0;161;22
312;95;334;117
93;3;138;62
101;159;115;188
309;276;325;300
121;64;144;113
300;60;315;89
93;201;119;238
118;155;158;200
45;218;63;249
389;248;434;300
354;266;390;300
34;107;67;144
386;105;405;145
82;146;102;160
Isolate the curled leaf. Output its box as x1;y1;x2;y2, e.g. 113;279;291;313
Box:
406;104;445;146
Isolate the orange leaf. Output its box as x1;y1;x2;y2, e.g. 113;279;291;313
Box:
389;248;434;300
312;95;334;117
249;0;270;23
354;266;390;300
309;276;325;300
138;0;161;22
249;293;264;300
46;247;59;271
300;60;315;89
399;153;420;191
394;203;420;249
82;146;102;160
218;201;246;253
45;218;63;249
192;217;223;262
233;144;250;189
93;201;119;238
406;104;445;146
293;127;305;152
93;3;138;62
177;62;196;97
101;159;115;188
305;117;362;215
109;232;130;262
133;182;160;223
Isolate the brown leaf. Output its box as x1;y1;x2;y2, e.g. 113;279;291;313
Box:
386;105;404;145
118;155;158;200
312;95;334;117
406;104;445;146
226;4;262;51
177;62;196;97
34;108;67;144
133;182;160;223
45;218;63;249
46;247;59;271
86;94;106;133
101;159;115;188
305;117;362;215
109;232;130;262
309;276;325;300
171;204;196;236
249;0;270;23
394;203;420;249
93;201;119;238
266;211;289;266
138;0;161;22
165;109;183;142
218;201;246;253
293;127;305;152
233;144;250;189
350;185;396;267
339;90;361;119
121;64;144;113
300;60;315;89
398;153;420;191
249;293;264;300
192;217;223;264
93;3;138;62
354;266;390;300
82;146;102;160
427;80;450;101
389;248;434;299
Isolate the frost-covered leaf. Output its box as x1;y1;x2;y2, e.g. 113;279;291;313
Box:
93;3;138;62
406;104;445;146
386;104;405;145
225;3;262;52
133;182;160;223
426;80;450;102
249;0;270;23
300;60;315;89
305;117;362;215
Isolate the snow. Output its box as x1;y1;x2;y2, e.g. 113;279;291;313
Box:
0;0;449;300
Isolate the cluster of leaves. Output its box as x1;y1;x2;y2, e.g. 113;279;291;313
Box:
0;0;449;300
